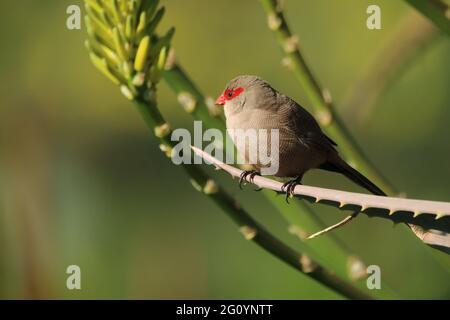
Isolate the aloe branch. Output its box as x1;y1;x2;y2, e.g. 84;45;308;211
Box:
405;0;450;36
259;0;449;252
193;147;450;237
83;0;374;300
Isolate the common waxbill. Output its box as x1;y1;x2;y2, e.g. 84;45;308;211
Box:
215;75;386;200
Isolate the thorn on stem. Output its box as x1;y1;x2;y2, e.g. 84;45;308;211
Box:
239;226;257;240
283;35;299;53
281;56;294;70
154;123;171;138
267;13;282;30
178;91;197;113
299;255;318;273
347;256;367;280
315;109;333;127
203;179;219;195
158;144;173;158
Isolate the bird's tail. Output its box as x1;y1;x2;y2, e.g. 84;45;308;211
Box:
320;156;386;196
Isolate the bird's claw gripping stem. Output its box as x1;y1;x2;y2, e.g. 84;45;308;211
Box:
239;170;260;190
281;177;302;203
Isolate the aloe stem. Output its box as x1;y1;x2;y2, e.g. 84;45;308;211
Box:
258;0;450;253
193;147;450;235
405;0;450;36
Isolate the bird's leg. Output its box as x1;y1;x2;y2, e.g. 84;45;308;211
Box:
281;175;303;203
238;170;260;190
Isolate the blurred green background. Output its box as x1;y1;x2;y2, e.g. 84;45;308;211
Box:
0;0;449;299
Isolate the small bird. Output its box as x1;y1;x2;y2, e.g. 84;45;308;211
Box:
215;75;386;201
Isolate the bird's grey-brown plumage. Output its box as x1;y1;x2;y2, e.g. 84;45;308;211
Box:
220;75;385;196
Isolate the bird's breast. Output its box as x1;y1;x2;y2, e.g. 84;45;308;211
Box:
226;110;325;177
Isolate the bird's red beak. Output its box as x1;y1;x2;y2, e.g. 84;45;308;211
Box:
215;94;226;105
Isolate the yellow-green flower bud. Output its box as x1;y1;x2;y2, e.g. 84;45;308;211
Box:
134;35;151;72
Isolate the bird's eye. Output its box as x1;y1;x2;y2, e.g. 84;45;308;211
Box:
223;87;244;102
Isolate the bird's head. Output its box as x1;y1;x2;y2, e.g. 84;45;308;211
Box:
216;75;277;118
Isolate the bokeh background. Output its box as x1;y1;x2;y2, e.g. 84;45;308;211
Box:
1;0;449;299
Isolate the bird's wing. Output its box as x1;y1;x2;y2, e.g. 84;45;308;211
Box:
277;95;337;154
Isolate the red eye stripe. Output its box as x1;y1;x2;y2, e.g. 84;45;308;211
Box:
224;87;244;100
215;87;244;105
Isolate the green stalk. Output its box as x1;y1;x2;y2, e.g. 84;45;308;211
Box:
258;0;450;254
405;0;450;36
163;63;397;299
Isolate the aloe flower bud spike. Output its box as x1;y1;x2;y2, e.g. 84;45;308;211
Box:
84;0;174;100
